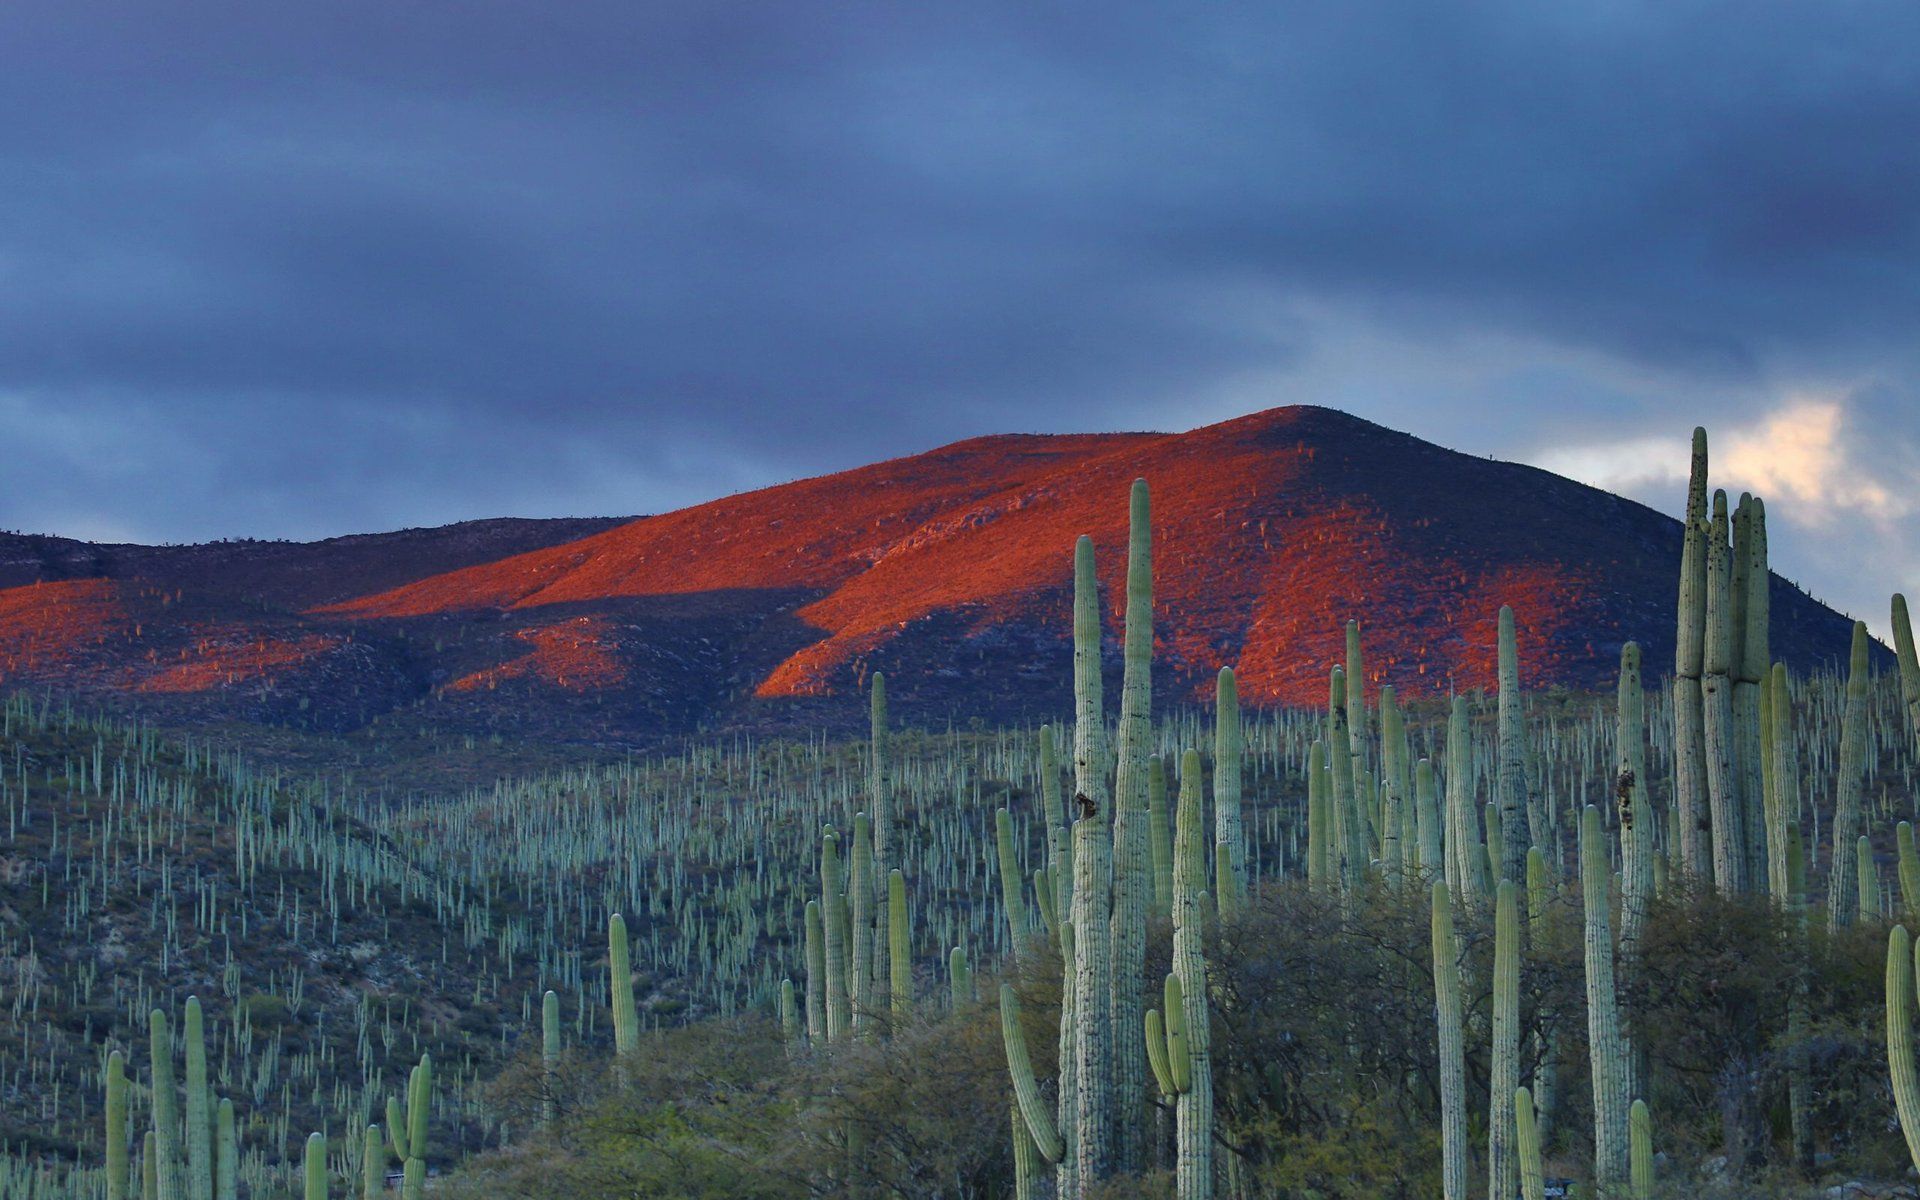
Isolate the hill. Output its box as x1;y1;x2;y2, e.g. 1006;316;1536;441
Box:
0;407;1867;747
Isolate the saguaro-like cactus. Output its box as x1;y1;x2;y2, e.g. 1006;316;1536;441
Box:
850;812;875;1033
1446;697;1481;903
889;869;912;1020
1885;924;1920;1175
1432;882;1468;1200
1515;1087;1545;1200
997;808;1029;961
1380;685;1408;881
1330;668;1362;892
1616;643;1652;1109
1069;533;1115;1184
1150;756;1174;915
303;1133;326;1200
1214;667;1245;900
1580;806;1628;1187
1172;748;1214;1200
608;913;639;1056
1001;983;1065;1167
387;1054;431;1200
1895;594;1920;747
1829;621;1872;929
106;1049;129;1200
822;830;850;1039
184;997;211;1200
149;1009;178;1200
1415;758;1443;882
1306;742;1330;891
1703;490;1746;893
361;1126;384;1200
215;1100;235;1200
1673;427;1712;880
1629;1099;1654;1200
804;900;826;1042
1738;497;1772;890
1497;606;1532;884
542;990;561;1121
1110;480;1155;1172
1490;880;1520;1200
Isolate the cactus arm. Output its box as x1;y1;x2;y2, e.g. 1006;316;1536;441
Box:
999;984;1065;1165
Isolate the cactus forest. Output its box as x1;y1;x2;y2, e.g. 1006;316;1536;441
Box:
8;426;1920;1200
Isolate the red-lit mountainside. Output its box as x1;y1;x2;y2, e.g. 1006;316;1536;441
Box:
0;407;1869;743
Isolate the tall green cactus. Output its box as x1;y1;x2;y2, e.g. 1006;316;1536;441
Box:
387;1054;431;1200
1515;1086;1545;1200
361;1126;384;1200
1673;426;1711;881
184;997;211;1200
850;812;874;1033
996;808;1029;961
1149;755;1174;915
1380;685;1408;881
1329;668;1362;892
804;899;826;1042
609;913;638;1054
106;1049;129;1200
1703;489;1746;893
1489;880;1520;1200
1000;983;1064;1166
1862;836;1883;920
1214;666;1245;901
1899;823;1920;925
148;1009;177;1200
1629;1099;1654;1200
1069;532;1115;1184
1431;882;1467;1200
1580;806;1628;1187
1885;924;1920;1175
1415;758;1443;882
1829;621;1871;929
303;1133;326;1200
1615;643;1652;1110
870;671;891;886
889;869;912;1021
215;1100;235;1200
1446;697;1481;903
1110;479;1154;1173
1738;496;1772;891
542;990;561;1121
1496;606;1532;884
822;830;850;1040
1306;741;1329;891
1895;594;1920;747
1172;748;1213;1200
1145;973;1191;1100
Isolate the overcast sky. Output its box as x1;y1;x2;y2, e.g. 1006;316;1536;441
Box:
1;2;1915;631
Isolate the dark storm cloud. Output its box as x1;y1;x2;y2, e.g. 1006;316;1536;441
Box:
0;1;1916;545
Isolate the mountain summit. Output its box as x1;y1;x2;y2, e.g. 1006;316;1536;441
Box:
0;407;1863;742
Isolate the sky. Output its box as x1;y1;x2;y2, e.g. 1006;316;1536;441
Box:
0;2;1916;631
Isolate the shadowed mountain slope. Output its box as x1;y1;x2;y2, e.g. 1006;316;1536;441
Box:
0;407;1869;743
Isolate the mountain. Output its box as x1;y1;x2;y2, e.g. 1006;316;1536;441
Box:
0;407;1868;745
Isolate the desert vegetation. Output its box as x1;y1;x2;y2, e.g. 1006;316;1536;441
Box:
5;427;1920;1198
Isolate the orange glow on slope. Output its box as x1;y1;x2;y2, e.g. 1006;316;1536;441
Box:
445;616;626;693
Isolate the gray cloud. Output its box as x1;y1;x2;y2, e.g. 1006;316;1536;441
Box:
0;0;1916;625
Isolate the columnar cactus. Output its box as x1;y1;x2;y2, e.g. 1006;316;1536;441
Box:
1380;685;1408;881
1490;880;1520;1200
542;990;561;1121
821;831;850;1039
870;671;891;886
1111;480;1155;1173
1213;667;1245;900
1172;748;1213;1200
384;1052;430;1190
1415;758;1443;882
1149;756;1174;915
1861;836;1882;920
609;913;638;1054
1515;1087;1545;1200
1580;806;1628;1187
1446;697;1480;903
1431;881;1467;1200
1000;983;1064;1166
303;1133;326;1200
149;1009;178;1200
1769;664;1799;903
950;945;973;1007
1702;490;1746;893
850;812;874;1032
1527;845;1558;1144
1346;619;1367;779
889;869;912;1020
1885;924;1920;1175
804;900;826;1042
1673;427;1712;881
1011;1098;1045;1200
997;808;1029;961
1829;621;1871;929
1069;533;1115;1183
184;997;211;1200
1615;643;1652;1108
1895;594;1920;747
1329;668;1362;892
1629;1099;1654;1200
1306;742;1330;891
1738;497;1771;890
1497;606;1532;884
215;1100;235;1200
106;1049;129;1200
361;1126;384;1200
1899;823;1920;925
